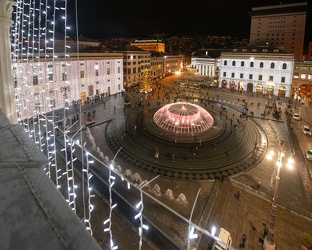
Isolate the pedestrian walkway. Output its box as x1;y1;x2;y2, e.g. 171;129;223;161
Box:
198;178;312;249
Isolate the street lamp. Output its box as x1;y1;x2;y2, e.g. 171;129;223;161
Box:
263;141;295;250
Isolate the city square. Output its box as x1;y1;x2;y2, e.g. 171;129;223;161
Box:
60;74;311;249
0;1;312;250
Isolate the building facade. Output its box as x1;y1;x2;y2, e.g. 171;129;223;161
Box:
150;57;164;78
120;46;151;87
163;55;184;76
249;2;309;60
218;46;294;98
131;40;165;53
13;52;124;119
293;61;312;100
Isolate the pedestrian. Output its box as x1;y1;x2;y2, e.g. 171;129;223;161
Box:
241;234;247;248
236;190;241;200
263;226;268;238
154;151;159;163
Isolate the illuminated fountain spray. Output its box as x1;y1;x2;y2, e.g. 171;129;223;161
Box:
153;102;214;134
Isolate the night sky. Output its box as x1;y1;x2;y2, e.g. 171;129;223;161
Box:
67;0;311;39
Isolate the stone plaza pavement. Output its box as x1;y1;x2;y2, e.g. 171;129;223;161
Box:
61;84;312;250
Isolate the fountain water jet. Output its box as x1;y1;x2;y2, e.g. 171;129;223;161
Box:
153;102;214;134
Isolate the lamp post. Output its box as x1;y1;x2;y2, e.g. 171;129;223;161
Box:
263;141;294;250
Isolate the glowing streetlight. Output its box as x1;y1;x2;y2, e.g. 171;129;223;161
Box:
263;141;295;250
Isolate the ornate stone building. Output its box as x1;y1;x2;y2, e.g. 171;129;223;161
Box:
218;46;294;98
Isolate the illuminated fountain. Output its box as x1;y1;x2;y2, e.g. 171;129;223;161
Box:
153;102;214;134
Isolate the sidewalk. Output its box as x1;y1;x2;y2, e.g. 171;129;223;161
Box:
204;178;312;250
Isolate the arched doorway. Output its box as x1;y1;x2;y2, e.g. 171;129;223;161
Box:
278;86;286;97
230;81;236;91
238;81;244;91
222;80;227;89
256;84;263;94
266;82;274;96
299;84;312;100
247;82;253;93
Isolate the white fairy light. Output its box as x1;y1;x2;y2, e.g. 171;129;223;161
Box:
103;147;122;250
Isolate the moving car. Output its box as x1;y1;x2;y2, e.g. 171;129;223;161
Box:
302;125;312;136
212;228;232;250
307;148;312;160
293;113;300;120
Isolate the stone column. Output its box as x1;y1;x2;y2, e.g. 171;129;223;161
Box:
0;0;17;124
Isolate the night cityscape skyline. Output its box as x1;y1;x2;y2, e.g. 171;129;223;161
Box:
69;0;312;40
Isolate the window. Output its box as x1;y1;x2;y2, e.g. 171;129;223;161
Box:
294;73;299;79
281;77;285;83
107;68;110;75
250;62;254;67
270;63;275;69
302;66;307;71
232;61;236;66
62;72;67;81
300;73;306;79
33;75;38;85
48;73;53;82
295;66;299;70
223;72;226;77
95;70;99;76
80;71;84;78
258;75;262;80
282;63;287;69
224;60;227;66
249;74;253;80
260;62;264;68
241;61;245;67
118;67;121;74
269;76;274;81
231;72;235;78
240;73;243;78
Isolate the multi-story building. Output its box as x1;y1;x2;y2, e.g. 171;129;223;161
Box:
115;45;151;87
293;61;312;100
190;49;226;78
13;47;124;119
249;2;310;60
150;56;164;78
163;55;184;76
131;39;165;53
218;46;294;98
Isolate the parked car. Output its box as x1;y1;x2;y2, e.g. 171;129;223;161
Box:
302;125;312;136
293;113;300;120
212;228;232;250
306;148;312;160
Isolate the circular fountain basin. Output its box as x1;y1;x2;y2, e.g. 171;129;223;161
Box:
153;102;214;134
